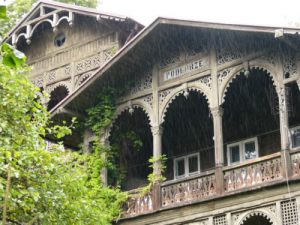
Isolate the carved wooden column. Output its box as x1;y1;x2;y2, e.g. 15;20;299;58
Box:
278;86;292;178
211;106;224;195
151;125;163;210
151;125;163;177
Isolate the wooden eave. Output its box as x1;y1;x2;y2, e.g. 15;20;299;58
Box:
3;0;142;45
50;17;300;120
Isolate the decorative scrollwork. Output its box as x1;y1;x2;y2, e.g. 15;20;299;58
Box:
218;68;231;86
161;174;216;207
75;53;102;75
159;89;172;105
291;152;300;177
196;75;212;89
130;71;153;95
47;70;56;83
259;53;276;66
159;51;181;68
283;53;297;78
64;65;72;77
217;47;245;65
143;95;153;108
32;76;44;87
224;157;282;192
123;192;153;216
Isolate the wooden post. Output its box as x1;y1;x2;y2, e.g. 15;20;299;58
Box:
151;125;163;177
150;125;163;210
211;106;224;195
278;86;292;178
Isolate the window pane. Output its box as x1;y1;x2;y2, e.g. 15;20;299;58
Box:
230;145;240;163
292;129;300;148
176;159;185;177
188;155;199;174
244;141;257;160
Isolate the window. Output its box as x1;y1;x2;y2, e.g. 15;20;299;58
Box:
290;126;300;148
54;33;66;47
174;153;200;179
227;137;258;165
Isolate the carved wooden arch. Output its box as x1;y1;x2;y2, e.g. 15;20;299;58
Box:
13;12;73;46
236;209;278;225
160;83;211;124
220;61;280;104
30;19;54;38
106;99;154;138
46;81;72;95
15;33;26;44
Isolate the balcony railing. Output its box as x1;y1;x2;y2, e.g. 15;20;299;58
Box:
123;189;154;217
224;153;282;192
123;149;300;218
161;171;216;207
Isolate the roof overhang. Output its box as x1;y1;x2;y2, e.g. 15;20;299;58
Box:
50;17;300;117
3;0;143;46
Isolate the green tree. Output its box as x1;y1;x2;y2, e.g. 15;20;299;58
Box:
0;0;98;39
0;7;126;224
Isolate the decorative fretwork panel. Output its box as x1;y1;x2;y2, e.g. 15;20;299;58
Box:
32;75;44;87
281;199;299;225
74;53;102;75
143;95;153;108
224;157;282;192
218;68;231;86
159;88;172;105
30;33;117;75
123;193;153;216
213;215;227;225
291;152;300;177
259;53;276;66
217;47;245;65
283;52;297;78
161;174;216;207
130;71;153;95
195;75;212;89
159;51;181;68
47;70;56;83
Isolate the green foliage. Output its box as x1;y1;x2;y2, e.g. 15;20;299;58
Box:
0;42;126;224
141;155;167;196
0;4;6;19
0;0;99;39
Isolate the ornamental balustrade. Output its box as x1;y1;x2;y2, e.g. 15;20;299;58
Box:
122;151;300;218
161;172;216;207
123;189;154;217
291;150;300;177
224;153;282;192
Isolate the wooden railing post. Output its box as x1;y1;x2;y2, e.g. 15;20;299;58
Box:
152;182;161;211
211;106;224;195
278;86;292;178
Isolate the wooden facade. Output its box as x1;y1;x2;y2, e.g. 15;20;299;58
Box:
8;1;300;224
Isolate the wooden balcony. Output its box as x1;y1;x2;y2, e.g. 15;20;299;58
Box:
122;149;300;218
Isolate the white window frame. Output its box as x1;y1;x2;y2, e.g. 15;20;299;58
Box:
227;137;259;166
174;153;200;179
290;126;300;149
